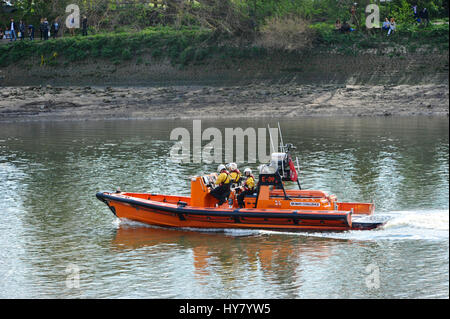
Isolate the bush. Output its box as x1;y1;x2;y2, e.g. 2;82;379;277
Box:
179;46;196;65
121;48;132;60
258;15;315;51
390;0;416;25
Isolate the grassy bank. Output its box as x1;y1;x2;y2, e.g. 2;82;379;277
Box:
0;23;447;87
0;26;270;68
310;22;449;54
1;22;448;68
0;26;214;67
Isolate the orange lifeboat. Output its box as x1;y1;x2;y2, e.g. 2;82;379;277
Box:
96;150;386;231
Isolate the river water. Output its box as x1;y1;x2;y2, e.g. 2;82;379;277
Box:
0;117;448;298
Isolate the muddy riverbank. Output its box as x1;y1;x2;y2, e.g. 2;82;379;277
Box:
0;83;448;122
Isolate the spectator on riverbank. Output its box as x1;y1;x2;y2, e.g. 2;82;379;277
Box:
4;28;11;40
19;20;26;40
340;21;352;33
349;4;359;28
28;24;35;40
419;8;430;26
82;15;88;36
335;19;342;32
68;16;76;36
51;20;59;39
9;18;17;41
382;17;390;31
0;27;4;40
387;18;396;36
43;18;49;40
39;18;44;40
412;4;420;23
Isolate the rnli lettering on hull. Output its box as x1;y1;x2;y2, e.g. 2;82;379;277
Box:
290;202;321;207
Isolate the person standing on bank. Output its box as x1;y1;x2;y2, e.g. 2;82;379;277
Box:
39;18;45;40
43;18;49;40
28;24;35;40
51;20;59;39
82;15;88;36
9;18;17;41
419;8;430;27
68;15;76;36
19;20;26;40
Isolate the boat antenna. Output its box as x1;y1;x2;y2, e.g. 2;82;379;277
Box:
267;124;276;153
296;156;302;190
277;122;285;153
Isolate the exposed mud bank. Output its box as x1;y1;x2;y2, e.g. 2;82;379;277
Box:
0;83;448;122
0;51;448;87
1;50;448;122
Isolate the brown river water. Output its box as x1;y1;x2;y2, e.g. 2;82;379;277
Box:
0;117;448;298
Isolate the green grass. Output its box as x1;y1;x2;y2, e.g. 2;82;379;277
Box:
0;22;447;68
309;21;449;53
0;26;213;67
0;25;269;67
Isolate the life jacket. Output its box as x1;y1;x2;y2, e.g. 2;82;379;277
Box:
244;174;255;191
216;170;231;186
230;169;241;183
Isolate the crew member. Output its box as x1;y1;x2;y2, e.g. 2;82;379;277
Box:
209;164;231;206
228;163;241;185
237;168;256;208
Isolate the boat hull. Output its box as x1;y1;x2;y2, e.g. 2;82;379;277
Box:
96;192;384;231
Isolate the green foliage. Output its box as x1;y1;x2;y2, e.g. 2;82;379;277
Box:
178;46;197;65
391;0;416;24
310;19;448;53
239;0;325;21
0;0;448;69
0;26;212;66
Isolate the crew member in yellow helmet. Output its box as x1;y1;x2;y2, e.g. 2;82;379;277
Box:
237;168;256;208
210;164;231;206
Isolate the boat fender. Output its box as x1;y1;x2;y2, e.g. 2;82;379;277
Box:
177;201;187;208
176;201;187;221
232;210;241;223
292;210;299;225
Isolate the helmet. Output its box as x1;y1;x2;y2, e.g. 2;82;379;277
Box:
217;164;226;172
225;163;232;170
230;163;238;171
244;168;252;175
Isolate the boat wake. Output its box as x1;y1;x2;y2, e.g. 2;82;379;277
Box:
382;209;448;231
261;209;449;241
